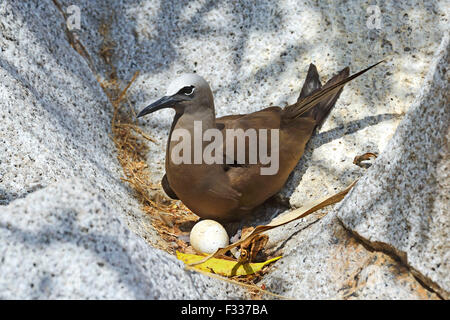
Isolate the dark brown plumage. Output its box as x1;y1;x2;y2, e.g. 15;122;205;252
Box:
138;61;382;222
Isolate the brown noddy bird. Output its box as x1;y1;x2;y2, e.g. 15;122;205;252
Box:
138;61;382;222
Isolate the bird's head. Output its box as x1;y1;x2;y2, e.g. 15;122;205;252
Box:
137;73;214;118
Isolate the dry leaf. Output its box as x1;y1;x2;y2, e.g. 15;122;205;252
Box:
239;227;269;263
353;152;378;167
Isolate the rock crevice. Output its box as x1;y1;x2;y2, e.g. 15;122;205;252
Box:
1;0;448;299
338;218;446;299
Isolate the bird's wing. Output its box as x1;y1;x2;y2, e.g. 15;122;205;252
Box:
217;106;282;131
216;106;282;166
215;114;245;130
205;177;242;201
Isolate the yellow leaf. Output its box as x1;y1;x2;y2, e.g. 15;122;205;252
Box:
176;251;281;277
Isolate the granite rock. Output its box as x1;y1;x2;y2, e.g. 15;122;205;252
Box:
337;33;449;299
262;33;448;300
0;0;448;299
262;212;439;299
0;179;246;299
0;0;246;299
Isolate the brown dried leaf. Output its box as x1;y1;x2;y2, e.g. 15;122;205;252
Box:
353;152;378;167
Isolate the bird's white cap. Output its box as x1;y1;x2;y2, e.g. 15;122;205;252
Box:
166;73;210;96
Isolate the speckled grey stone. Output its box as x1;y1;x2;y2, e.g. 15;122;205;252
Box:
337;33;449;299
262;33;448;300
0;0;448;299
0;179;246;299
0;0;165;260
261;212;439;299
0;0;246;299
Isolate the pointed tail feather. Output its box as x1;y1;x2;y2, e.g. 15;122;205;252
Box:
297;63;322;101
284;61;384;122
308;66;349;129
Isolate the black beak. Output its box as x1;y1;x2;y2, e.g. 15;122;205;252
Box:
137;96;177;118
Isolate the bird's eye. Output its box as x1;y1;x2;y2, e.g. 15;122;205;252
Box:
177;86;195;96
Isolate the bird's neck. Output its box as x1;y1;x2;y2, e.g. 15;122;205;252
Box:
166;108;216;164
173;107;216;134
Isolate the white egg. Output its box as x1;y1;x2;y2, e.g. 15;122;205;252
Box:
190;219;229;254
